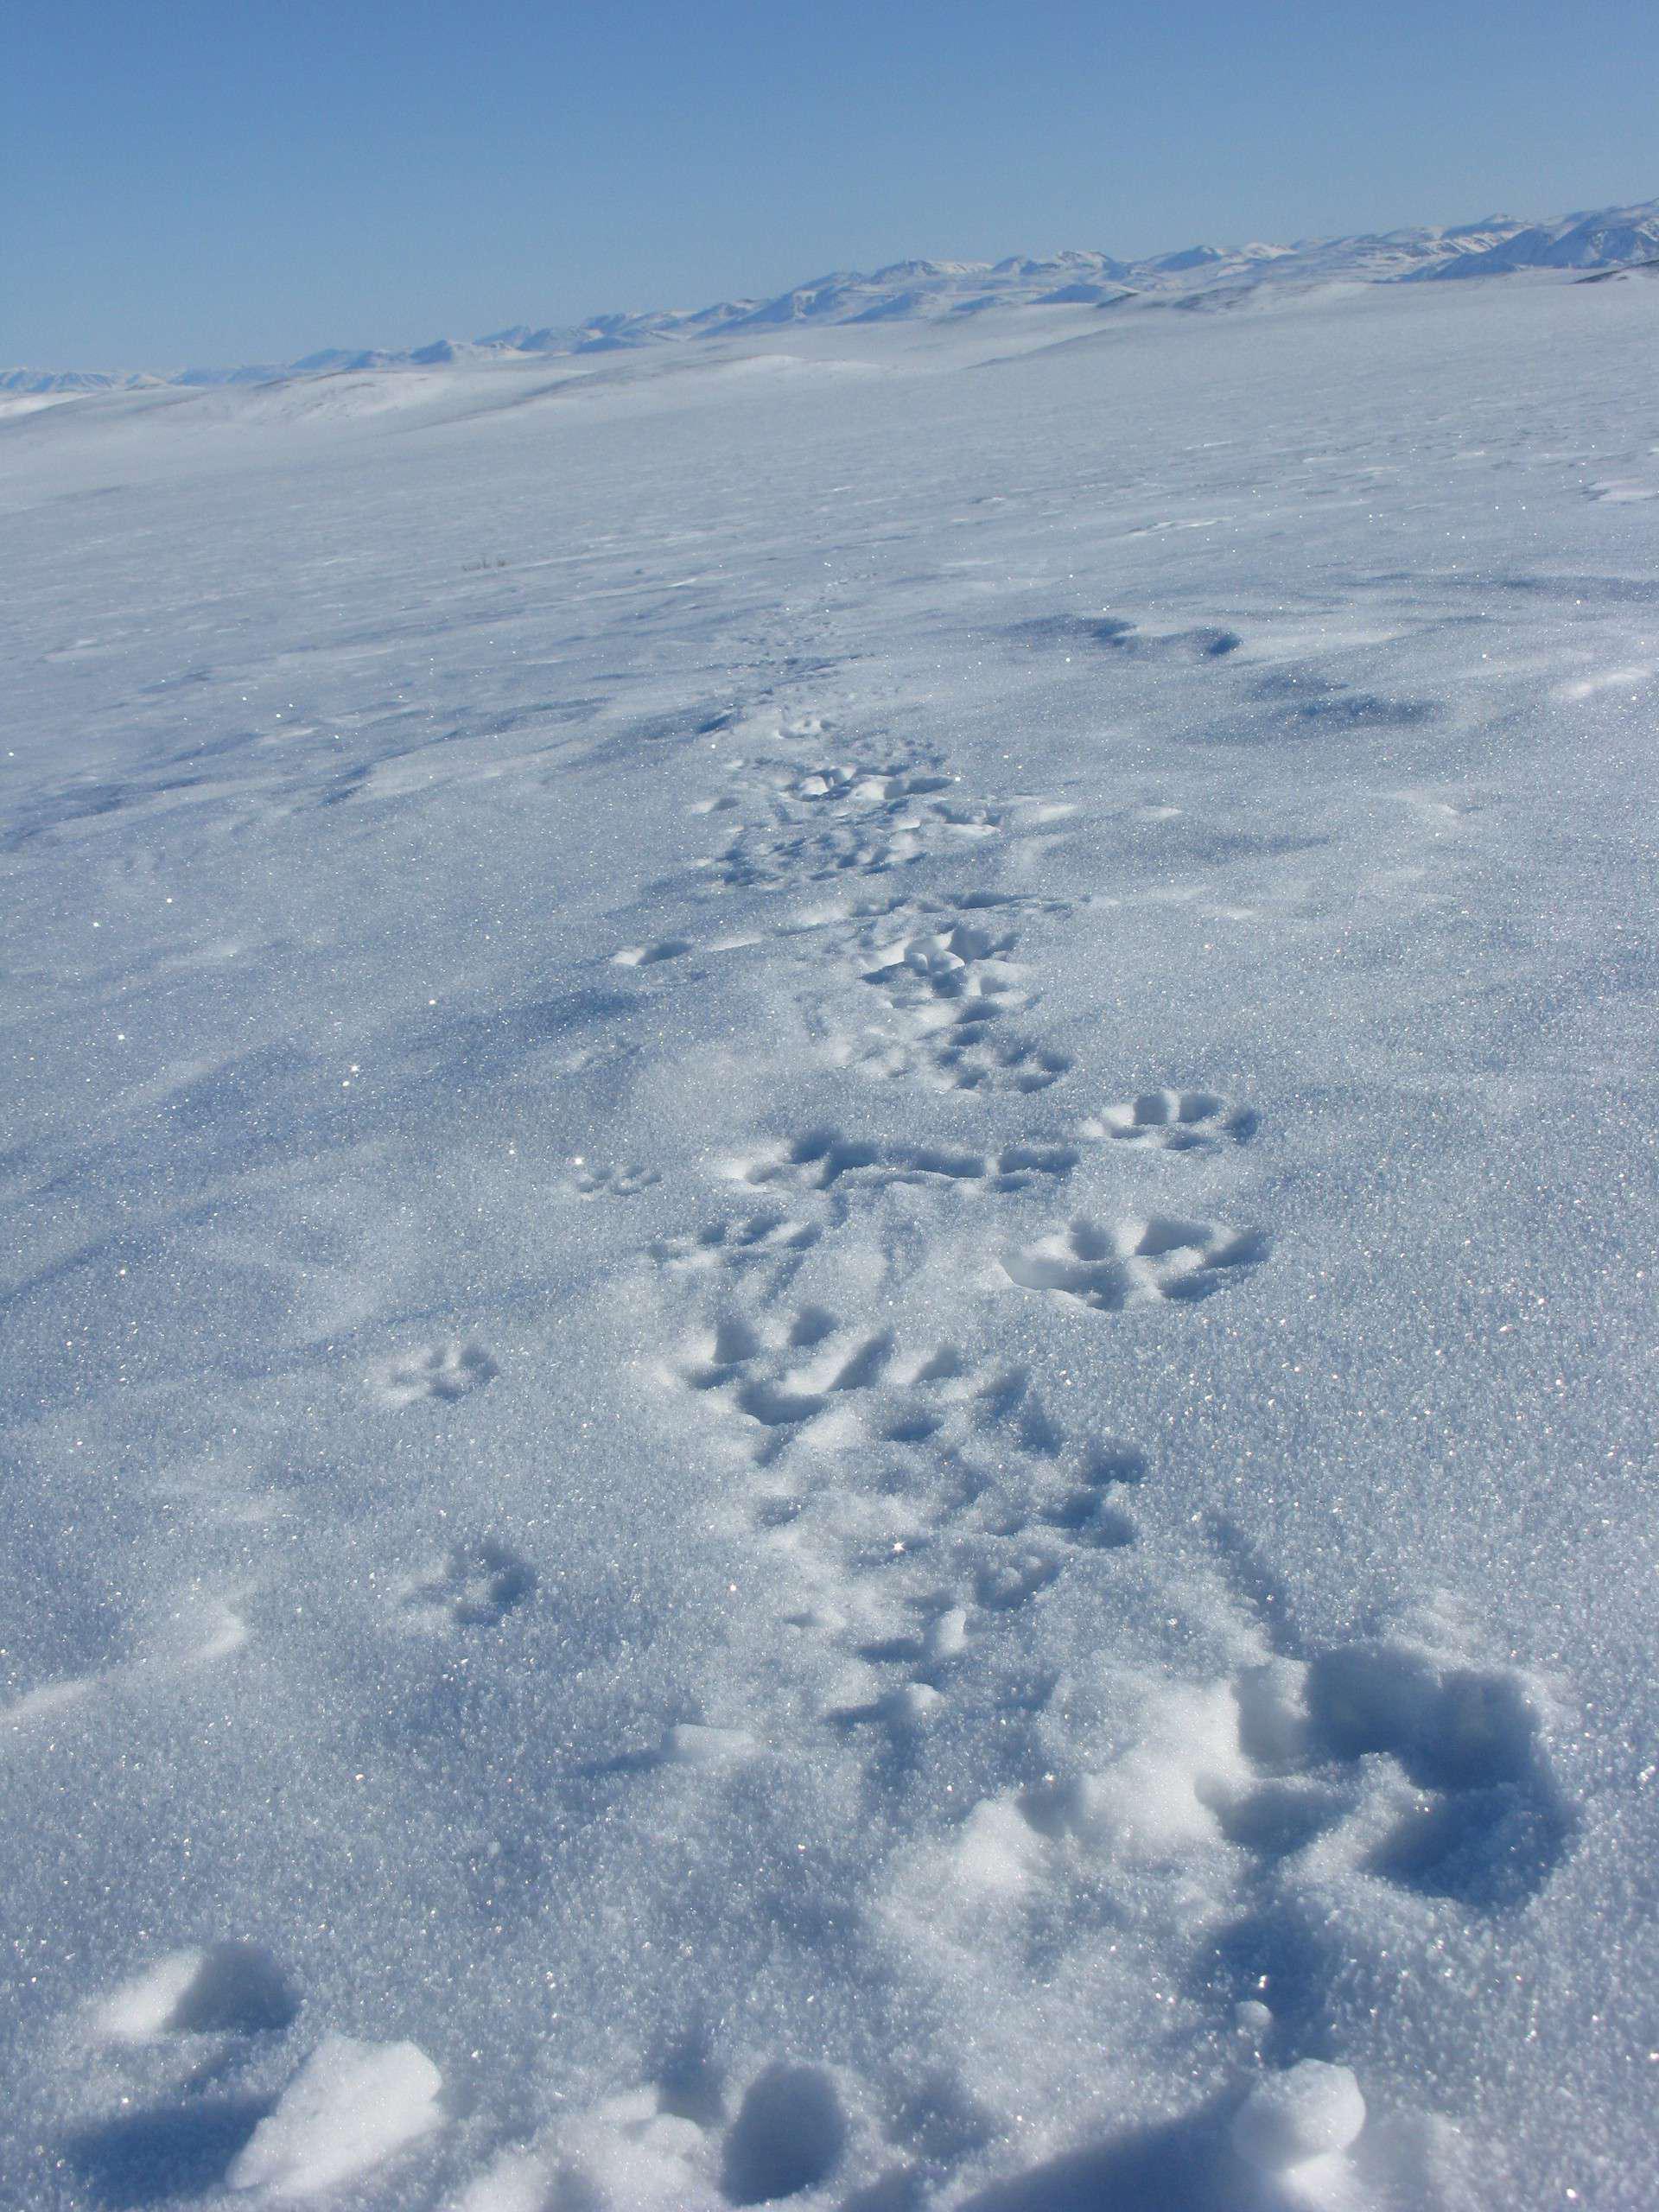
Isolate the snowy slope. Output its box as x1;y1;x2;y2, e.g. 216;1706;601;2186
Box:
3;268;1658;2211
6;193;1657;393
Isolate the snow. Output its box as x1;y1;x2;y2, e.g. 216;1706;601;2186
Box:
2;260;1657;2210
1230;2060;1367;2173
226;2037;444;2197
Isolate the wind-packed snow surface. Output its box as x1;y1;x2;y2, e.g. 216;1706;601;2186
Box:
2;270;1656;2209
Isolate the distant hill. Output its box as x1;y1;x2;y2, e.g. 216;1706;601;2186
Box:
7;194;1656;396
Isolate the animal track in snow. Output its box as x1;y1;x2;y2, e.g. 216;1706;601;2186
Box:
775;759;955;810
705;818;944;892
725;744;957;822
402;1539;536;1628
725;1126;1077;1198
721;2063;849;2204
687;1316;1101;1478
810;899;1083;1095
1031;1456;1141;1552
480;2055;849;2209
794;1424;1147;1730
1293;1637;1572;1905
957;1629;1570;1916
672;1300;1149;1727
1003;1216;1269;1311
672;1306;968;1465
649;1211;821;1273
859;919;1029;1015
1084;1087;1257;1149
842;1024;1073;1095
613;938;694;968
673;1310;1118;1532
94;1942;300;2042
372;1340;499;1407
569;1159;663;1197
695;741;1006;893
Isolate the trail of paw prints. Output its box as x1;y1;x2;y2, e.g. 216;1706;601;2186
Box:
690;722;1005;893
698;776;981;895
681;709;1080;1094
813;1433;1147;1739
665;1305;1149;1733
650;1208;822;1277
724;1125;1077;1209
1002;1214;1270;1311
1082;1086;1257;1150
400;1538;537;1630
371;1338;499;1407
685;715;1074;904
566;1158;663;1198
812;899;1076;1096
859;915;1031;1022
669;1304;958;1471
839;1020;1074;1096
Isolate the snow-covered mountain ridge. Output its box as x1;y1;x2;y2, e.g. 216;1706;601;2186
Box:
7;192;1656;395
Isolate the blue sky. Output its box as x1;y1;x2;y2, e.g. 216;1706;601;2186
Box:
8;0;1657;366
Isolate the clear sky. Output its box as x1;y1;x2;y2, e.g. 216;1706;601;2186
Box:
8;0;1657;368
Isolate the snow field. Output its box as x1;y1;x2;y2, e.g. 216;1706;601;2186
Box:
2;267;1656;2208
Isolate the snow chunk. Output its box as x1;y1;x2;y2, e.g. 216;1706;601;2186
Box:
1230;2061;1366;2172
228;2035;443;2197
